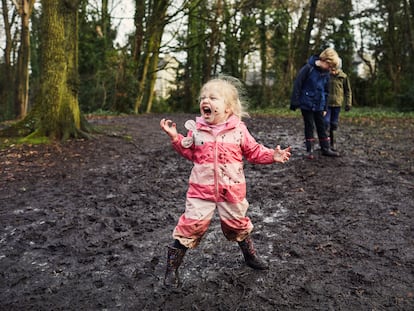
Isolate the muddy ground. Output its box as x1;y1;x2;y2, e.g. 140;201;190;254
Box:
0;113;413;310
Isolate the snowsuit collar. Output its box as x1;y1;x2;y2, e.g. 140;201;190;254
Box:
195;115;241;132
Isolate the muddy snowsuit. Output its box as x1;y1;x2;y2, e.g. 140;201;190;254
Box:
170;115;275;249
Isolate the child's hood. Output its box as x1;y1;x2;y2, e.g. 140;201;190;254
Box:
308;55;319;67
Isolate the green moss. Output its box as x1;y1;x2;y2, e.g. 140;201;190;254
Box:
122;135;133;142
18;135;50;145
0;135;50;150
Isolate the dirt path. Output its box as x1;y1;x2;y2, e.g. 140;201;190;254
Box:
1;113;413;310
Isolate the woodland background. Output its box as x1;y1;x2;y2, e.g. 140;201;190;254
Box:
1;3;414;308
1;0;414;140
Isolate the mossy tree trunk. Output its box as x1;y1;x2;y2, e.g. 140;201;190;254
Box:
143;39;161;114
134;0;169;114
30;0;86;140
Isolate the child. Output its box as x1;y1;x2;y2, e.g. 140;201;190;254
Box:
290;47;340;159
324;59;352;151
160;76;291;288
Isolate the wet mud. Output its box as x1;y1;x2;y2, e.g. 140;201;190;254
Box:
1;113;413;310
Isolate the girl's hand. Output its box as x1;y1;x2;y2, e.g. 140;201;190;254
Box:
160;118;178;142
273;145;291;163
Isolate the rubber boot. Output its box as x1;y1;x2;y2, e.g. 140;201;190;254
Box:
329;129;336;151
238;236;269;270
320;139;339;157
305;139;315;160
164;245;187;288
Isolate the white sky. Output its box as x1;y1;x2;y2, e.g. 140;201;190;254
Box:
112;0;373;45
0;0;374;60
111;0;135;45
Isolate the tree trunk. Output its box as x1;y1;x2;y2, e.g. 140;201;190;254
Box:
32;0;83;140
134;42;152;113
14;0;36;120
206;0;222;80
144;37;162;113
184;1;205;111
101;0;110;58
258;1;267;104
134;0;169;113
302;0;318;62
0;0;14;120
133;0;145;62
404;0;414;63
384;1;401;93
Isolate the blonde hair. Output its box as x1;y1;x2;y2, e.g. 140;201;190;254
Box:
319;48;340;70
200;75;249;119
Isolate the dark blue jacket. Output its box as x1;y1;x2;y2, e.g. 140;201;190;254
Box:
290;55;330;112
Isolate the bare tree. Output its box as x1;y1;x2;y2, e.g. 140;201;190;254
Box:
12;0;36;119
133;0;170;113
302;0;318;62
0;0;17;120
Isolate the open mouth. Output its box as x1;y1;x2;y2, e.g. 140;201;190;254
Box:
202;106;212;115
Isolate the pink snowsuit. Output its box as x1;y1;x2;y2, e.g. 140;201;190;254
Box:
171;115;276;248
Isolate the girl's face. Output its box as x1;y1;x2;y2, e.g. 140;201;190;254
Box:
199;83;231;125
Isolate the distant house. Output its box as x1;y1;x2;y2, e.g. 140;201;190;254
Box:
352;52;375;79
155;54;180;99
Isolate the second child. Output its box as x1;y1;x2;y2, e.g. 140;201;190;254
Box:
325;60;352;151
290;47;341;159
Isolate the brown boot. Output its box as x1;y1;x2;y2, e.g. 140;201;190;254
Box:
164;246;187;288
238;236;269;270
329;129;337;151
